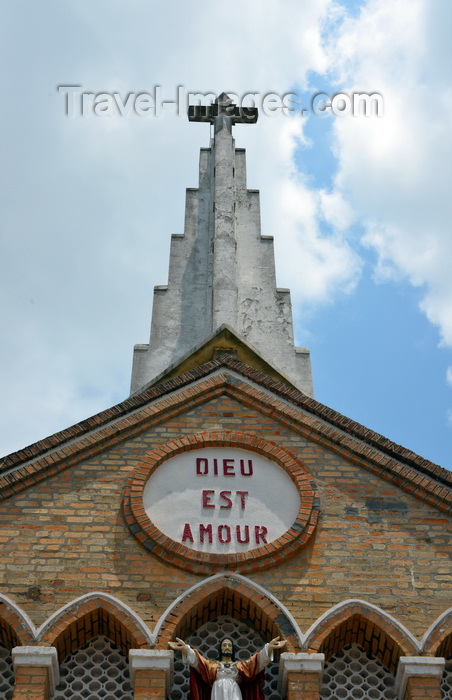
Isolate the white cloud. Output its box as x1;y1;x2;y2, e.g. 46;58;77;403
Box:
323;0;452;346
447;367;452;389
1;0;348;455
1;0;451;460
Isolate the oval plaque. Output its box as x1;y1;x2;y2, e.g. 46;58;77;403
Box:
143;447;300;554
123;433;319;574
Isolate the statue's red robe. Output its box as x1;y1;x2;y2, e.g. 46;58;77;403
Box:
189;650;265;700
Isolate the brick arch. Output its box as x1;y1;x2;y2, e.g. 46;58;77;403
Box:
156;575;301;653
422;607;452;658
0;595;35;648
37;594;152;662
304;600;419;674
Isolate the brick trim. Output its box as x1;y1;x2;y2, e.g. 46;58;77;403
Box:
2;352;449;492
0;597;35;648
38;595;151;661
0;366;449;518
155;575;301;653
421;607;452;658
123;432;319;575
305;601;419;674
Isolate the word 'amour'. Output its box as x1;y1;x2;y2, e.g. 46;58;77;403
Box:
182;524;268;546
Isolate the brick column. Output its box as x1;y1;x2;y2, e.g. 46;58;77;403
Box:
129;649;173;699
278;653;324;700
395;657;445;700
12;647;59;700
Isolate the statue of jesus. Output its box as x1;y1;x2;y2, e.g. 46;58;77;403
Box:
168;635;286;700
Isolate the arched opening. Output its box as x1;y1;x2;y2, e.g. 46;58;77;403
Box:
39;595;150;660
159;576;297;700
318;614;403;674
158;577;300;652
314;612;411;699
0;598;35;700
41;595;150;700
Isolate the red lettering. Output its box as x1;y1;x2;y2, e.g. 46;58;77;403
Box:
218;525;231;543
200;524;213;544
196;458;208;475
182;523;194;543
213;458;219;476
255;526;268;545
236;525;250;544
202;490;215;508
219;491;232;509
223;459;235;476
236;491;248;509
240;459;253;476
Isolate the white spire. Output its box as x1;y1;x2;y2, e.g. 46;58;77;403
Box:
130;94;313;396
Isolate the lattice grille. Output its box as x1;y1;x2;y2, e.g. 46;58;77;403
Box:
169;615;282;700
54;634;132;700
442;657;452;699
0;644;14;700
320;643;397;699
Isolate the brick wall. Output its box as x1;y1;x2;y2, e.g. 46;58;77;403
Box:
0;390;450;670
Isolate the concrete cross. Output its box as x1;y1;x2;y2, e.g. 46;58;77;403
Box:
188;92;258;129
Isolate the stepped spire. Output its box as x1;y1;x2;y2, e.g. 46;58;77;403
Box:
130;93;313;396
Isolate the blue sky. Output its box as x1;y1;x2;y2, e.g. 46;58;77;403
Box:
1;0;451;469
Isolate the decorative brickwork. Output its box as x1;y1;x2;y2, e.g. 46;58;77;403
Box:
308;603;418;673
39;596;150;662
0;599;34;648
0;350;449;700
423;608;452;657
124;432;319;575
0;602;28;651
2;356;450;517
157;576;300;653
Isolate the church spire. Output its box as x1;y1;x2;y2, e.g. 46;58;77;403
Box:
130;93;313;396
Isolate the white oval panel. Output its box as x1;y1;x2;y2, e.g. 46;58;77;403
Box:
143;447;300;554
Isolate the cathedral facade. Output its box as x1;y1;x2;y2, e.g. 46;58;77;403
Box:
0;97;451;700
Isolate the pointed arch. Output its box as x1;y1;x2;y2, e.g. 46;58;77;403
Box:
36;593;153;661
154;573;302;652
0;594;36;648
421;607;452;657
303;599;419;674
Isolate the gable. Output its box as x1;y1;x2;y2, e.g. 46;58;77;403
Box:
1;361;450;517
0;383;449;642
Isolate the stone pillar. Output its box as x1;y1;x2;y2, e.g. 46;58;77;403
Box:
278;653;325;700
395;656;445;700
129;649;173;699
12;647;59;700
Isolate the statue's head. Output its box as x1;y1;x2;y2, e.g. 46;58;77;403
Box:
218;637;236;661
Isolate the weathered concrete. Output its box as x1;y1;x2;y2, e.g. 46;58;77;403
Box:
131;109;313;396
